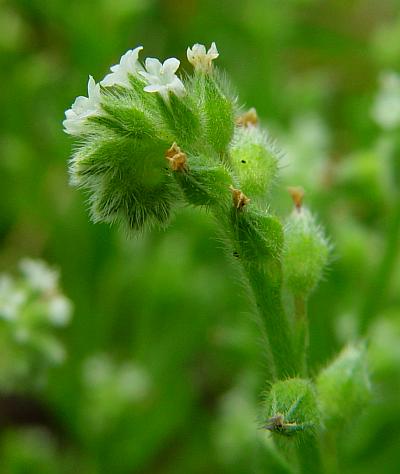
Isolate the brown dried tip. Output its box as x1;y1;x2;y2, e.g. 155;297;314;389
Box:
265;413;285;431
236;107;258;127
230;186;251;210
288;186;305;211
165;142;188;172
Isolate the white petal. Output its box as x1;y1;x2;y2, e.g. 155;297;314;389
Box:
208;42;219;59
170;77;185;96
144;84;162;93
162;57;180;76
87;75;96;95
145;57;162;76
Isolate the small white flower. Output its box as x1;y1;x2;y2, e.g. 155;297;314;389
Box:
19;259;59;293
63;76;101;135
47;295;73;326
101;46;144;88
0;275;26;321
140;57;185;101
187;42;219;73
372;71;400;130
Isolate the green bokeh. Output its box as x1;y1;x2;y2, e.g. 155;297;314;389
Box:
1;0;400;472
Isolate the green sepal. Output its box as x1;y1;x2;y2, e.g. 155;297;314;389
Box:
230;208;284;264
263;378;320;440
230;126;279;202
173;155;232;208
156;93;201;149
70;133;179;231
283;208;330;297
317;342;371;431
191;71;235;154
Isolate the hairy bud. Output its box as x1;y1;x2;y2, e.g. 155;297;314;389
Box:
317;343;371;430
264;378;320;440
230;126;279;203
283;205;330;297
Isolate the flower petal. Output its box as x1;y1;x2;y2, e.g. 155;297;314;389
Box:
145;57;162;76
162;57;180;76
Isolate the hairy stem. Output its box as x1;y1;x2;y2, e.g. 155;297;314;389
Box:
212;204;298;380
294;296;308;377
241;261;297;379
296;435;323;474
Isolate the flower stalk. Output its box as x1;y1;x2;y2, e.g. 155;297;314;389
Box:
63;41;372;474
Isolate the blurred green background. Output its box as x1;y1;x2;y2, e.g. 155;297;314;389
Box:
1;0;400;472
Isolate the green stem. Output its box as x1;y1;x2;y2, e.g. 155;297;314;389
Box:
174;165;298;379
359;198;400;332
296;435;323;474
213;203;297;379
294;296;308;377
241;260;297;379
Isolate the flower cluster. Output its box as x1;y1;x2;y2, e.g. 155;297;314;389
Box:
80;354;151;434
63;45;194;135
63;42;222;136
64;42;235;231
0;258;72;392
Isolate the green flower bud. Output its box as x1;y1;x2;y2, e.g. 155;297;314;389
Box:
191;71;235;154
172;151;232;208
231;207;284;264
156;92;202;150
317;343;371;430
70;131;179;231
263;378;320;439
283;203;330;297
230;126;279;202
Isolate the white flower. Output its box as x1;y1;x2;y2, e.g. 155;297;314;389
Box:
19;259;59;293
47;295;73;326
0;275;26;321
187;42;219;73
63;76;101;135
101;46;143;88
140;57;185;101
372;71;400;130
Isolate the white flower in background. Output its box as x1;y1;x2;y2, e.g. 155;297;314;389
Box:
101;46;144;88
47;295;73;326
372;71;400;130
63;76;101;135
187;42;219;73
140;57;185;101
19;258;59;293
0;275;26;321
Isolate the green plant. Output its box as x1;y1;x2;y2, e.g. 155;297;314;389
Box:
64;42;371;473
0;259;72;392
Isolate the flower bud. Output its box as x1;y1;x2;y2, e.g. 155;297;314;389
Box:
283;205;330;297
172;151;232;208
191;72;235;154
70;131;180;231
317;343;371;430
230;126;279;203
263;378;320;439
231;208;283;264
